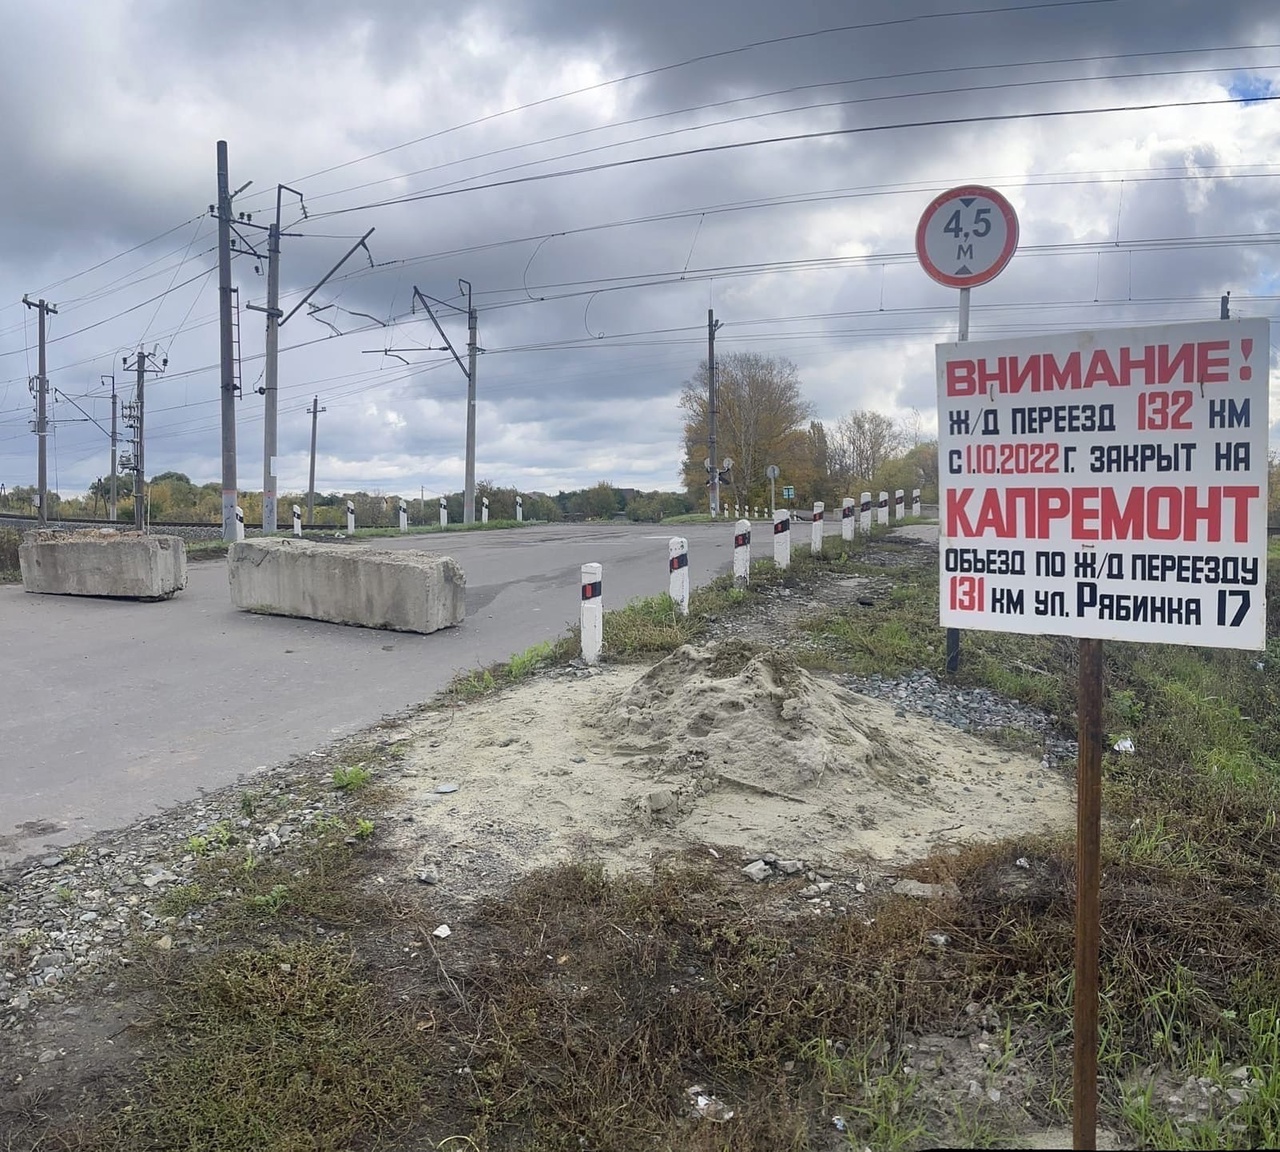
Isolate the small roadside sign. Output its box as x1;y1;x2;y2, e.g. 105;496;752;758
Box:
782;485;795;500
916;185;1019;289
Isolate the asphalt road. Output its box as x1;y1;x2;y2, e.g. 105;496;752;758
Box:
1;519;822;865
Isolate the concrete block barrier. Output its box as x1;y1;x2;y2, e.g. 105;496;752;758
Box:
20;530;187;600
227;538;465;633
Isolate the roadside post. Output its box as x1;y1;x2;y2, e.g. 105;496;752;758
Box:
234;505;245;541
877;491;889;526
580;562;603;664
912;489;921;518
859;491;872;535
773;508;791;569
481;496;489;524
668;536;689;615
894;489;905;520
439;497;447;528
292;504;302;537
841;497;856;542
916;184;1020;676
516;495;523;522
346;500;355;534
811;501;824;555
936;317;1270;1150
398;500;408;533
733;519;750;586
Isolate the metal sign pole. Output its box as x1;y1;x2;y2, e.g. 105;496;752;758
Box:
1074;637;1104;1150
945;285;971;674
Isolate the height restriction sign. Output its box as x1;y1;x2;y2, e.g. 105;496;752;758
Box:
937;318;1270;649
916;185;1019;289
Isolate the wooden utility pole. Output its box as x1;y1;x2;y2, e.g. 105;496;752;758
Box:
22;296;57;526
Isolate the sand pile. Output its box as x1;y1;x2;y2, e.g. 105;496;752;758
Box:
393;645;1073;888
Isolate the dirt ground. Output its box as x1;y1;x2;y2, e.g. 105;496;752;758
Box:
393;644;1072;893
2;529;1122;1149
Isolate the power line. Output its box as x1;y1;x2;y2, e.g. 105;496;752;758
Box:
308;93;1280;219
269;0;1129;194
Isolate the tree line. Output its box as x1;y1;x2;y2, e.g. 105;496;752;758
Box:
680;351;939;511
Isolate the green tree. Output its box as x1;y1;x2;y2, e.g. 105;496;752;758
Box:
680;352;812;510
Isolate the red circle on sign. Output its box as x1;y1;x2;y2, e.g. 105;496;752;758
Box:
915;185;1019;289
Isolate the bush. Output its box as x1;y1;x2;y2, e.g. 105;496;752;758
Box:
0;529;19;574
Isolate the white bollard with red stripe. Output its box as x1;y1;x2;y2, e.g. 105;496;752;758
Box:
877;491;889;527
860;491;872;535
811;501;824;555
516;495;523;522
481;496;489;524
773;508;791;569
439;496;448;528
668;536;689;616
894;489;905;520
581;563;603;665
841;497;855;542
346;500;356;534
399;500;408;532
234;505;245;542
292;504;302;537
733;519;751;586
912;488;921;518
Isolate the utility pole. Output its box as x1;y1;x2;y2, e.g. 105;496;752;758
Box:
411;282;479;523
215;140;240;542
1221;292;1231;320
23;296;57;526
306;396;325;525
122;349;166;531
465;282;478;525
261;211;282;534
251;205;372;534
707;308;723;518
107;375;118;521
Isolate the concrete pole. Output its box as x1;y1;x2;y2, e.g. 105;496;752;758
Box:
733;519;751;587
261;217;281;535
707;308;721;518
134;351;145;531
217;141;239;541
773;508;790;569
580;563;603;665
306;396;324;525
109;379;118;522
668;536;689;616
464;293;478;524
22;297;56;525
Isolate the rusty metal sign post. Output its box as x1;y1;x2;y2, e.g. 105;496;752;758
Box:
1074;638;1104;1148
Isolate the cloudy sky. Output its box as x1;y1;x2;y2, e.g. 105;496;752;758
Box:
1;0;1278;504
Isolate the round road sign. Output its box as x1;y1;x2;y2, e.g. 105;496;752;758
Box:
766;464;780;480
915;185;1019;289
